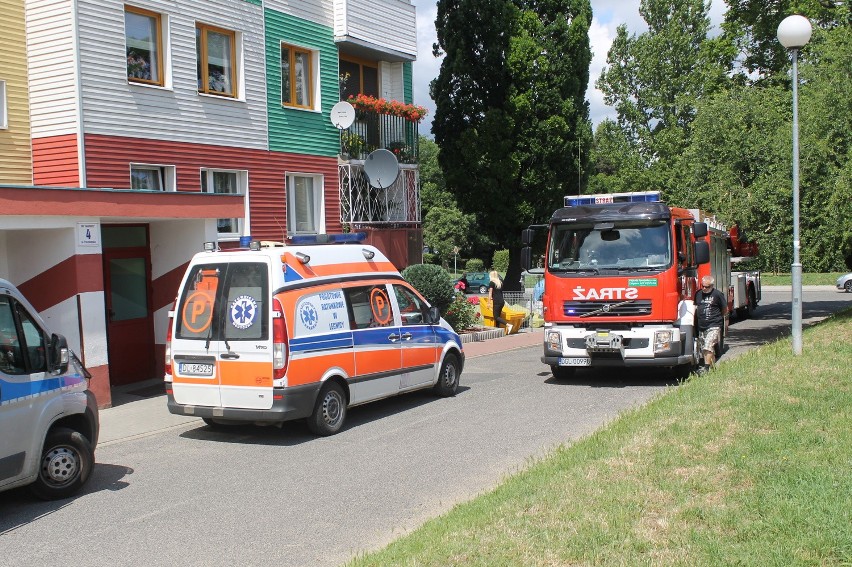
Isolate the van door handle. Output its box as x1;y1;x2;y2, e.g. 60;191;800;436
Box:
388;333;400;342
400;332;412;341
220;352;240;360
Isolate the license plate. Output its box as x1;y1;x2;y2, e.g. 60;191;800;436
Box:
558;357;591;367
179;363;214;376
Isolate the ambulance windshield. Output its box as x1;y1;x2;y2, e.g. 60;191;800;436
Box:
548;221;671;272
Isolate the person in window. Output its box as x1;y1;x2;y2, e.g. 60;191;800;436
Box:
487;270;512;334
694;275;727;372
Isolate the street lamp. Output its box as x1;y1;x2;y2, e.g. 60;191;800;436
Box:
777;14;812;356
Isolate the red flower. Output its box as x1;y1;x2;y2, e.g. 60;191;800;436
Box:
346;94;428;123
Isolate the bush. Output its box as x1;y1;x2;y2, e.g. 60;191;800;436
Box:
492;249;509;272
402;264;455;312
465;258;485;271
443;291;480;331
422;252;440;265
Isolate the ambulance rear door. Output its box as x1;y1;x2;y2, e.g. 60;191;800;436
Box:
172;259;273;410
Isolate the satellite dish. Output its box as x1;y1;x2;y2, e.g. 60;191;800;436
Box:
363;149;401;189
330;101;355;129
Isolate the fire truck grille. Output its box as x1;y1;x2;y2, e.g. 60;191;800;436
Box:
562;300;653;317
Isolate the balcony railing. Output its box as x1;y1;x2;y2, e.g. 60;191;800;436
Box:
339;163;420;226
339;109;419;164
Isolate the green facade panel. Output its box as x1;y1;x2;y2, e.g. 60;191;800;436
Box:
404;61;413;105
265;9;339;157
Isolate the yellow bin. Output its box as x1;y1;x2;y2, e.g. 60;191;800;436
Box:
479;297;524;334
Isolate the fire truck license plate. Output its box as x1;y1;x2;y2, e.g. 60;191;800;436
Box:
558;357;591;367
179;363;214;376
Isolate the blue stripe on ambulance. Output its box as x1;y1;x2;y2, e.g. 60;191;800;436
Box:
289;332;355;354
0;374;86;405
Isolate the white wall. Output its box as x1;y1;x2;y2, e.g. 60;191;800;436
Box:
76;0;269;149
334;0;416;58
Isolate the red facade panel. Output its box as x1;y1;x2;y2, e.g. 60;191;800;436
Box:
83;134;342;239
32;134;80;186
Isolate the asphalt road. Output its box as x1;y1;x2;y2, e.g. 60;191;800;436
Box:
1;286;849;566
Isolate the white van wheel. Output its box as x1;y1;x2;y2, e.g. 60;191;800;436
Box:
434;354;460;397
30;427;93;500
308;382;346;436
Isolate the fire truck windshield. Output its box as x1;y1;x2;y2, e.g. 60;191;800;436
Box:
548;221;671;272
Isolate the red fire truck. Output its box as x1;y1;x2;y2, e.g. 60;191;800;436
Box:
521;191;760;378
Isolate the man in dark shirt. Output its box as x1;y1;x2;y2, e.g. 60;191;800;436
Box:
694;275;727;370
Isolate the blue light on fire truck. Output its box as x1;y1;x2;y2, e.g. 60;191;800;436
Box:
564;191;661;207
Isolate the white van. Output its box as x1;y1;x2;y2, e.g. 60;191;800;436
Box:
0;279;99;500
165;234;465;436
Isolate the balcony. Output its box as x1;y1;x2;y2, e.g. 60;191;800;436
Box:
339;109;420;164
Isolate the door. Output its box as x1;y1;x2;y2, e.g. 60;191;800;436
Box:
392;284;438;389
0;294;49;487
171;259;273;410
102;226;154;385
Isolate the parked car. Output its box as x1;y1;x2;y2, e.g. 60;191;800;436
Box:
456;271;490;294
837;272;852;292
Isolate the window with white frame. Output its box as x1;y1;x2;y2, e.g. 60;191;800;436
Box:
196;23;238;98
125;6;164;86
130;164;175;191
287;174;324;234
0;81;7;129
201;168;247;237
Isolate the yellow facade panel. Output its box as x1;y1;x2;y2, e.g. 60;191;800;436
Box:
0;0;33;184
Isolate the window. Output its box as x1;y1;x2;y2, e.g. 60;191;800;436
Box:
393;285;429;326
0;296;47;375
125;6;164;86
287;174;324;234
343;285;395;329
339;58;378;101
281;43;313;108
130;164;175;191
196;23;237;97
201;169;247;237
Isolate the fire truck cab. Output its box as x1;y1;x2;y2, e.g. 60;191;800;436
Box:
521;191;712;378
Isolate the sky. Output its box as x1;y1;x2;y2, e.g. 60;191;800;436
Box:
409;0;727;136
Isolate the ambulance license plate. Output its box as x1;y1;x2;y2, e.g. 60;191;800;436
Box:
179;363;214;376
558;357;591;367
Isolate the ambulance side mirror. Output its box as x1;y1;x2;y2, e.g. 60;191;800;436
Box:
429;306;441;325
49;333;69;375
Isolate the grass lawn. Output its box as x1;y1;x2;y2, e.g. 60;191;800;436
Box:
756;272;847;286
348;310;852;566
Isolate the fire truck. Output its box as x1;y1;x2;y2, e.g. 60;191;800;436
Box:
520;191;761;378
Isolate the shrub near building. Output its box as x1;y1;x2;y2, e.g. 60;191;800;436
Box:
401;264;455;313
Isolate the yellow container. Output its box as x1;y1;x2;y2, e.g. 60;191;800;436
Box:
479;297;524;334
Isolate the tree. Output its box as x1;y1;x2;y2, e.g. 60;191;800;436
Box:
722;0;849;82
431;0;593;290
595;0;733;195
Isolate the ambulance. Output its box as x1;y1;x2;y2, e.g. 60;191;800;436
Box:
1;279;99;500
165;233;464;436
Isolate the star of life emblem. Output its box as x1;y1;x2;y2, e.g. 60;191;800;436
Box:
230;295;258;329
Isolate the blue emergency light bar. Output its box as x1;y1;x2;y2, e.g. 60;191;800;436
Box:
288;232;367;245
564;191;661;207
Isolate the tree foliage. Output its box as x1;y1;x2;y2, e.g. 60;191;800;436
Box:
431;0;593;289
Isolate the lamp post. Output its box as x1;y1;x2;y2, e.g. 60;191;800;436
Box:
777;14;812;356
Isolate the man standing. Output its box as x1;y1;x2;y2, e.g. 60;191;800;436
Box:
694;275;727;371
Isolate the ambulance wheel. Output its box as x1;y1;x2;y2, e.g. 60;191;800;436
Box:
551;365;576;381
30;427;93;500
434;354;460;397
308;381;347;436
845;281;852;293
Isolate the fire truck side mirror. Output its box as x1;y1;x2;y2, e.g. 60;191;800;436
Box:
521;247;532;270
693;222;708;238
521;229;535;246
695;241;710;265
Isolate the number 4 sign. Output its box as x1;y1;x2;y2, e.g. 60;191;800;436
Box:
77;223;100;247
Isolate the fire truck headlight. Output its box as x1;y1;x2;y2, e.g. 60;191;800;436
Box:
546;331;561;351
654;330;673;353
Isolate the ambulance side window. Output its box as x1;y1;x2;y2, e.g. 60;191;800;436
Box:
343;285;394;329
294;288;350;335
393;285;429;326
0;297;25;375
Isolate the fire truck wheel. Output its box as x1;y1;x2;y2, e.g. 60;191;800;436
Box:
307;381;347;436
550;365;576;381
434;354;460;397
748;288;757;313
